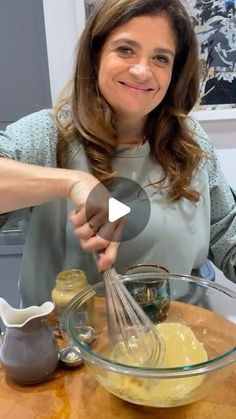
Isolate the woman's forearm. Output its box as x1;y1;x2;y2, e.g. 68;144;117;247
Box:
0;157;120;272
0;157;79;213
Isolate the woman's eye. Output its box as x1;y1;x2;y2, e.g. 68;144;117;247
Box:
154;55;170;65
117;46;134;56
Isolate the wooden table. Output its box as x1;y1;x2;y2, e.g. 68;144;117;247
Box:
1;298;236;419
0;356;236;418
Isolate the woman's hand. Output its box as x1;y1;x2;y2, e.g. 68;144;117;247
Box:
69;171;123;271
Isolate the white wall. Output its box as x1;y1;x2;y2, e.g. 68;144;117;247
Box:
42;0;85;104
201;119;236;150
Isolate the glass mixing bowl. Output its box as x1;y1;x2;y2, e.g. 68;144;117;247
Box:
62;272;236;408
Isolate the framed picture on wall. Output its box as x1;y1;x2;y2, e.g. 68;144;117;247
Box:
84;0;100;18
183;0;236;120
83;0;236;120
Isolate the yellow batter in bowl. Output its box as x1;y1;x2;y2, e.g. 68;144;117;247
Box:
106;322;208;405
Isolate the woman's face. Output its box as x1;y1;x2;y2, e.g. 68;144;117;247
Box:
98;15;176;121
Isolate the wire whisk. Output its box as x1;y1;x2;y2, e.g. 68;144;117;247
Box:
103;268;164;367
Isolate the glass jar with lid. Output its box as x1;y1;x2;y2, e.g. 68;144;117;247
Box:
51;269;95;327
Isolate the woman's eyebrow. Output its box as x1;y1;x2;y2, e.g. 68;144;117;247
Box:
154;47;175;58
111;38;140;48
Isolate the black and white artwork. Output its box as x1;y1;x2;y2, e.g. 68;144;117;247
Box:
84;0;236;110
183;0;236;109
84;0;100;17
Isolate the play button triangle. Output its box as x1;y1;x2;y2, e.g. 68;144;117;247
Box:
108;197;131;222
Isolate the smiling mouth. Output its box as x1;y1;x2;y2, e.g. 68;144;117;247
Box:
118;81;154;92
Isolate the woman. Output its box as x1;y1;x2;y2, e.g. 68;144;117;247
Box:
0;0;235;306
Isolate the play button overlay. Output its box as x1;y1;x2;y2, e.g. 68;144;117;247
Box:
108;198;130;222
85;177;151;242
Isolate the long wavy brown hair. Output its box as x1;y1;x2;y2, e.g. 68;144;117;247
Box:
55;0;206;202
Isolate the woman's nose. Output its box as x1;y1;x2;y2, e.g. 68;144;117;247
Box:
128;59;152;80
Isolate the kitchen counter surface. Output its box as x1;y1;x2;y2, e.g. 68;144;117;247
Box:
1;353;236;418
1;295;236;419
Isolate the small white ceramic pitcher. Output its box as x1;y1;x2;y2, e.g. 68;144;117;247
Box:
0;297;59;384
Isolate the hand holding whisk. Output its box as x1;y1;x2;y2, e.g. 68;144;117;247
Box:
102;267;164;367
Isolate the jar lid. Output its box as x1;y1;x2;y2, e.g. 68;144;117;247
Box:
56;269;87;289
57;269;86;280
